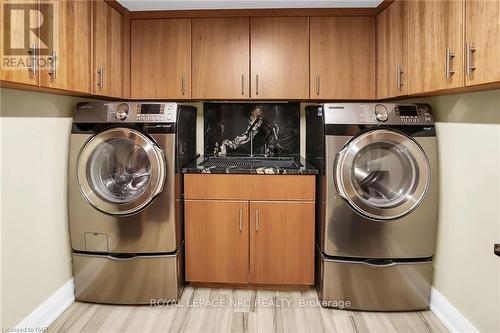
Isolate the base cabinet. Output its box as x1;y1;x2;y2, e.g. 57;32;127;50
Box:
185;200;249;283
249;201;314;284
184;174;315;286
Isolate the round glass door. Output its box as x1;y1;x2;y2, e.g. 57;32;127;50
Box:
77;128;166;215
335;129;430;220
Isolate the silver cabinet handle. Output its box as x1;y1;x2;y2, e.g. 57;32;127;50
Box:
255;209;259;231
466;42;476;77
32;44;37;75
241;74;245;95
315;75;320;96
239;208;243;232
97;66;104;89
396;65;403;90
255;75;259;96
48;50;57;80
28;44;37;75
101;66;104;89
181;76;186;95
445;48;455;79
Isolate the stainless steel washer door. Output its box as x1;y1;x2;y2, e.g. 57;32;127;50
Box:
335;129;430;220
77;128;166;215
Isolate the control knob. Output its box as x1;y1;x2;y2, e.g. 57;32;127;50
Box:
115;103;129;120
374;104;388;122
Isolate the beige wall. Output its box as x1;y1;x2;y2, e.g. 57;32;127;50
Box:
0;88;97;327
403;89;500;333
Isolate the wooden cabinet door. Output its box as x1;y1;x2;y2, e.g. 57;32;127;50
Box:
192;18;249;99
93;0;123;98
250;17;309;99
310;17;375;100
40;0;91;93
131;19;191;99
249;201;314;285
465;0;500;86
376;1;408;99
408;0;464;94
0;0;40;85
185;200;249;283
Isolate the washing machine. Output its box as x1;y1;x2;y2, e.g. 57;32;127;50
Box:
68;101;196;304
306;103;438;311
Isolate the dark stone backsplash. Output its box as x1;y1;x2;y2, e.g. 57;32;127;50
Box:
204;102;300;157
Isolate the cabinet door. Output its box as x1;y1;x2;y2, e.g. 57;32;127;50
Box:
465;0;500;86
93;0;123;98
40;0;91;93
376;1;408;99
192;18;249;99
310;17;375;100
408;0;464;94
249;201;314;285
131;19;191;99
185;200;249;283
0;0;39;85
250;17;309;99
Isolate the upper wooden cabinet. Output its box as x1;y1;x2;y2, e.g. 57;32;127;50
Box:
310;17;375;100
250;17;309;99
465;0;500;86
0;0;40;86
407;0;464;94
131;19;191;99
93;0;124;98
40;0;91;93
192;18;250;99
376;1;408;99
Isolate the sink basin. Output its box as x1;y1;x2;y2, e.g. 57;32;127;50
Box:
200;156;301;169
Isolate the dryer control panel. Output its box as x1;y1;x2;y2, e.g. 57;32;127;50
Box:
394;104;433;124
105;102;178;123
323;103;434;126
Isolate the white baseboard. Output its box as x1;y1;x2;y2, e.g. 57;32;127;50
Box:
430;287;479;333
15;279;75;330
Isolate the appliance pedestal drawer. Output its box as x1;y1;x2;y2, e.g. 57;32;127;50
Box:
73;245;184;304
316;249;432;311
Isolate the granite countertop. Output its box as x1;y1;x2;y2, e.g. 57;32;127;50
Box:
182;156;318;175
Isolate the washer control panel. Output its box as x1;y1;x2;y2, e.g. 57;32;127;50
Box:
394;104;433;124
106;102;177;123
324;103;434;125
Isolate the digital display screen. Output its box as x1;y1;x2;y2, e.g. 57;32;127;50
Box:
140;104;163;114
399;105;418;117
